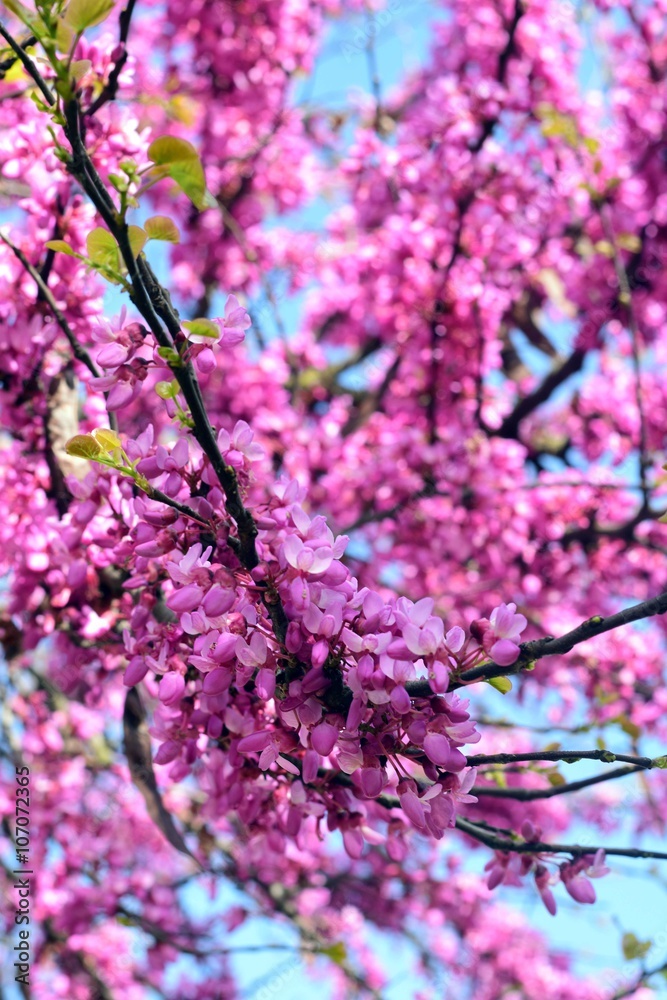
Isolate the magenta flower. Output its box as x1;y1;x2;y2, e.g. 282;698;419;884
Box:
311;721;338;756
488;602;528;665
166;584;205;613
535;865;557;916
215;294;251;346
166;543;213;585
235;631;268;667
158;672;185;706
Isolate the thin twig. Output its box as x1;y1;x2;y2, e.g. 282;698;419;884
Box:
0;231;100;379
85;0;137;115
466;749;659;769
455;815;667;861
0;19;54;105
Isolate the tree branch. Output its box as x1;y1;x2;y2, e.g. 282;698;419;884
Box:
497;347;586;440
461;589;667;684
468;0;525;152
466;749;659;769
85;0;137;115
0;20;54;105
0;232;100;380
611;959;667;1000
474;764;643;800
455;815;667;861
402;590;667;698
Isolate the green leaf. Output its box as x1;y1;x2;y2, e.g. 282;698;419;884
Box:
155;380;179;400
321;942;347;966
147;136;200;166
144;215;180;243
70;59;92;82
65;434;103;460
45;240;77;256
622;932;651;961
86;227;119;269
64;0;116;32
55;18;76;53
652;756;667;769
487;676;512;695
156;346;181;365
169;159;206;210
127;225;147;258
547;769;566;787
91;427;121;453
147;136;207;210
182;318;219;341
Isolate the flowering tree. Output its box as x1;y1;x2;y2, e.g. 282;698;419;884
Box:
1;0;667;996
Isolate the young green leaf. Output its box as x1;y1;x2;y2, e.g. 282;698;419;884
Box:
65;434;104;460
621;932;651;961
86;227;119;268
144;216;180;244
321;942;347;966
182;318;219;341
91;427;122;453
147;136;207;210
156;346;181;365
127;225;147;258
168;159;206;210
486;676;512;695
147;136;200;166
70;59;92;82
45;240;77;256
55;17;76;53
64;0;116;33
155;381;179;400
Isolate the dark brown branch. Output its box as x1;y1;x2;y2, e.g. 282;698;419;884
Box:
455;816;667;861
0;31;35;76
611;959;667;1000
559;503;655;549
467;749;658;769
403;589;667;698
474;764;642;800
497;348;586;440
469;0;525;152
461;589;667;684
57;96;299;657
0;20;54;105
0;232;100;380
85;0;138;115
